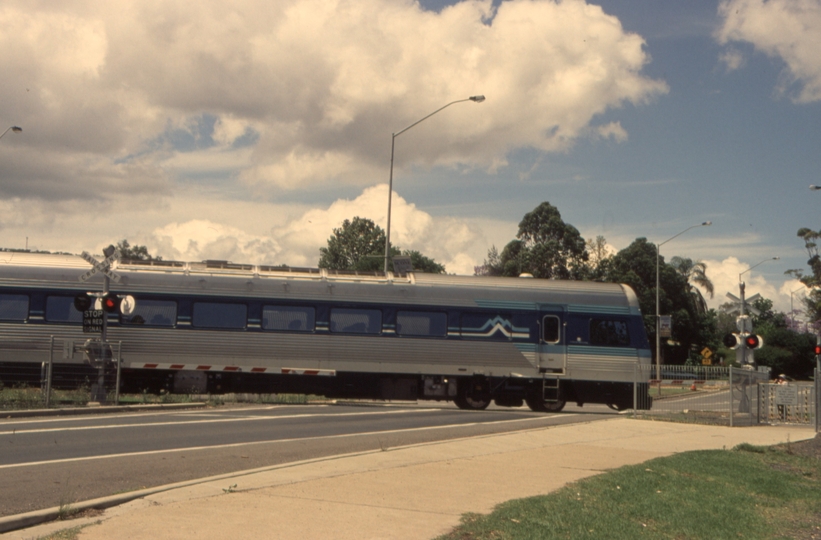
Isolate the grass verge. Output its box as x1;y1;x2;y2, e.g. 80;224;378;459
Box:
436;443;821;540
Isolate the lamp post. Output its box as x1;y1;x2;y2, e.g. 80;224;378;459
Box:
739;256;780;284
655;221;711;382
735;256;778;366
810;185;821;191
737;257;780;316
0;126;22;140
383;96;485;274
791;286;806;332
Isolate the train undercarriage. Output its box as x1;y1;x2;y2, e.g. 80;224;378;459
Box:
1;361;652;413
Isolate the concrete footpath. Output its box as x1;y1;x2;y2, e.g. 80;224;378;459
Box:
2;418;815;540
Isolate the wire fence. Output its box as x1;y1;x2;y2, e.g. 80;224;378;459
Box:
0;336;120;410
633;363;818;429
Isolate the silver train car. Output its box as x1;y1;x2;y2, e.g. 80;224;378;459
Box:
0;252;653;412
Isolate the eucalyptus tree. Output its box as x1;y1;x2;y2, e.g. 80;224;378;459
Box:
318;217;444;273
493;202;588;279
605;238;707;364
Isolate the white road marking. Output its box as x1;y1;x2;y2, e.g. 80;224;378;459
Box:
0;414;569;470
0;408;443;436
0;404;302;426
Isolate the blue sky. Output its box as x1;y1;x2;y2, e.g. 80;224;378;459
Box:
0;0;819;316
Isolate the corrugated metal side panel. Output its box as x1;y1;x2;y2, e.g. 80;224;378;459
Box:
0;323;534;374
107;328;534;371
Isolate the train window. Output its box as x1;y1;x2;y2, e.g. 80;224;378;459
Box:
542;316;560;343
330;308;381;334
590;319;630;346
122;300;177;327
0;294;29;321
262;305;315;332
45;296;83;323
396;311;447;337
192;302;247;329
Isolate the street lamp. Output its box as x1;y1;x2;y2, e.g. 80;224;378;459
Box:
791;286;806;331
655;221;711;382
0;126;22;140
383;95;485;274
810;185;821;191
739;256;780;283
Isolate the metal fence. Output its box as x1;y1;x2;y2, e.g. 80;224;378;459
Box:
633;364;818;429
0;336;121;410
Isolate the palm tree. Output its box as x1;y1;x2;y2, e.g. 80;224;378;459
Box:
669;256;714;314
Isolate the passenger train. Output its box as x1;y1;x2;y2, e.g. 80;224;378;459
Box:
0;252;653;412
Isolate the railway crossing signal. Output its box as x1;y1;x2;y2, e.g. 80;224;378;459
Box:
79;250;121;283
102;292;121;313
74;292;92;312
723;333;741;349
722;329;762;367
744;334;761;349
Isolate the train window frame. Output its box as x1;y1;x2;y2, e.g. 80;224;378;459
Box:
262;305;316;332
542;315;561;344
589;318;631;347
45;295;83;323
191;301;248;330
0;293;29;321
396;310;448;338
121;299;177;327
329;307;382;335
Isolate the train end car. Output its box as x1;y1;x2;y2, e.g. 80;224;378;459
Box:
0;252;654;412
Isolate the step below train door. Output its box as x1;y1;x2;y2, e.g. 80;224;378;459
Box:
538;307;566;374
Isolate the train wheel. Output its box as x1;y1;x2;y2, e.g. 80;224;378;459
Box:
525;395;566;413
453;394;491;410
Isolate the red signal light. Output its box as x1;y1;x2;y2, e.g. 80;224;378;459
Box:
102;293;120;313
814;345;821;356
744;335;760;349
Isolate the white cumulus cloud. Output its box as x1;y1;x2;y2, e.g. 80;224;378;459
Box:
717;0;821;102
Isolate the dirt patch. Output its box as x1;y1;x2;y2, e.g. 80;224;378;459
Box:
60;508;105;521
777;432;821;459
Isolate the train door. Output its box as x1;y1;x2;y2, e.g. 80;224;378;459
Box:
538;309;566;373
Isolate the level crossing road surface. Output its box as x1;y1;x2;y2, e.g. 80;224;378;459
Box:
0;401;616;517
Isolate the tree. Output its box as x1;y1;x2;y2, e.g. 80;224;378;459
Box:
318;217;445;274
475;246;503;276
404;250;445;274
318;217;387;271
669;257;714;314
605;238;710;364
116;240;160;261
743;296;816;378
584;235;613;281
496;202;588;279
791;227;821;325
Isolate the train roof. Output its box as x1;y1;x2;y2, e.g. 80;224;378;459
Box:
0;252;641;312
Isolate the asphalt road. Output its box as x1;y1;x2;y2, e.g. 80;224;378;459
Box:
0;401;616;517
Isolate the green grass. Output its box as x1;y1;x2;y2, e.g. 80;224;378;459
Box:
437;444;821;540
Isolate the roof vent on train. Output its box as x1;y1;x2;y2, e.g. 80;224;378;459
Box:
202;260;254;271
